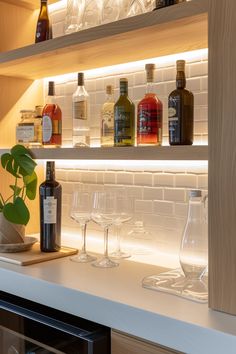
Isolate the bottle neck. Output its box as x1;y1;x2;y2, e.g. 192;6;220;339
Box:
176;70;186;89
47;95;54;104
146;82;155;95
106;92;114;102
40;0;48;14
46;162;55;181
120;81;128;96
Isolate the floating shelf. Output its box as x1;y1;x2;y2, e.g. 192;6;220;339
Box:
0;0;208;80
27;146;209;161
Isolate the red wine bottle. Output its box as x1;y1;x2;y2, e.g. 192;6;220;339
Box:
40;161;61;252
35;0;51;43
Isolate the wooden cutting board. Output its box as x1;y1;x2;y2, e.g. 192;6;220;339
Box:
0;243;78;266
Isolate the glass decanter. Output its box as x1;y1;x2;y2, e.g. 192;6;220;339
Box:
173;190;208;296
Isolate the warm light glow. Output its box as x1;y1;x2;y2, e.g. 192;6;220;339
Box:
48;0;66;13
45;48;208;83
55;159;208;172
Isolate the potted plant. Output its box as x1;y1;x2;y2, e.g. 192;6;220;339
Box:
0;145;37;244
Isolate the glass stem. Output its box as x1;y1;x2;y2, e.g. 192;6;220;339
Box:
104;227;109;258
80;223;87;254
115;224;121;252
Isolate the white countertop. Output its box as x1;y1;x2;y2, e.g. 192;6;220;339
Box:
1;256;236;354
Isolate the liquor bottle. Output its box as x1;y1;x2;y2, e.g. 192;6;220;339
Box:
137;64;163;145
168;60;194;145
72;73;90;147
40;161;62;252
101;85;115;147
16;109;42;148
114;78;135;147
154;0;185;10
42;81;62;147
35;0;51;43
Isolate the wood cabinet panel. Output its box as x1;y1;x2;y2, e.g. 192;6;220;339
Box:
208;0;236;314
111;330;183;354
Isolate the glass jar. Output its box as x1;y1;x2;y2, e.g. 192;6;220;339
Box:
16;108;42;148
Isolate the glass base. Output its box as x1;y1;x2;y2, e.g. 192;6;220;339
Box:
70;252;97;263
110;250;131;259
142;269;208;303
92;257;119;268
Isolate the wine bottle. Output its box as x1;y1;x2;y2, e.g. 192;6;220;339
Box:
114;78;135;147
154;0;185;10
42;81;62;147
72;73;90;147
168;60;194;145
40;161;62;252
137;64;163;145
101;85;115;147
35;0;51;43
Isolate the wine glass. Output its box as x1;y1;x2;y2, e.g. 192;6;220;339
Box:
70;190;96;263
110;194;134;259
91;191;118;268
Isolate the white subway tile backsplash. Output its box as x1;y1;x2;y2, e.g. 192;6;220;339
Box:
175;174;198;188
153;173;175;187
104;172;116;184
117;172;133;185
143;187;163;200
164;188;186;202
153;200;174;215
134;172;153;186
197;175;208;189
189;62;208;77
135;200;153;213
174;203;188;218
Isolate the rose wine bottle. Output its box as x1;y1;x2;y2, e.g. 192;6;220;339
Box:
168;60;194;145
35;0;51;43
40;161;62;252
137;64;163;145
42;81;62;147
114;78;135;147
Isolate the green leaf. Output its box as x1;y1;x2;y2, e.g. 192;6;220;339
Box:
24;171;38;200
11;144;37;176
10;185;22;196
1;153;12;169
10;144;30;157
3;197;30;225
0;198;3;211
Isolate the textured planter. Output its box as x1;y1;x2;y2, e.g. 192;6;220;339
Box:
0;213;25;244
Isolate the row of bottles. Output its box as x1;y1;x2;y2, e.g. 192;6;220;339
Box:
16;60;193;148
35;0;186;43
100;60;193;147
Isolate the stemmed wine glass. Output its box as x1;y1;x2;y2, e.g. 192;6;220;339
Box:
110;194;134;259
70;190;96;263
91;191;118;268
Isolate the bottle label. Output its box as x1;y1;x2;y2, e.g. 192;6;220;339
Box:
168;96;181;143
101;110;114;138
16;124;35;142
52;119;62;135
138;108;162;135
73;101;87;120
42;115;52;142
114;107;133;141
43;196;57;224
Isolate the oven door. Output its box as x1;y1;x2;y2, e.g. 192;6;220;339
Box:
0;292;110;354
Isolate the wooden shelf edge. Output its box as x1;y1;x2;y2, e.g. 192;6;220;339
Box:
0;0;208;79
26;146;209;161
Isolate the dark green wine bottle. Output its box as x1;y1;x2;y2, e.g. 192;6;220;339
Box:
114;78;135;147
168;60;194;145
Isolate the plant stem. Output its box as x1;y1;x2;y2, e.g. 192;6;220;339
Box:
0;193;5;205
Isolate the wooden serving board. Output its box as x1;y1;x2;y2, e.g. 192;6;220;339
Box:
0;243;78;266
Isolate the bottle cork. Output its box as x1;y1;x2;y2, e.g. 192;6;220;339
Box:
176;60;186;72
106;85;114;95
48;81;55;96
145;63;155;83
78;72;84;86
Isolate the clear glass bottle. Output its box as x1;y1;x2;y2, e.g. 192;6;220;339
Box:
16;109;42;148
137;63;163;145
101;0;121;24
64;0;82;34
180;190;208;281
101;85;115;147
72;73;90;147
81;0;102;30
114;78;135;147
35;0;51;43
42;81;62;148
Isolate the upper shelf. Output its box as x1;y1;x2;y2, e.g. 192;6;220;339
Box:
29;146;208;160
0;0;208;80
